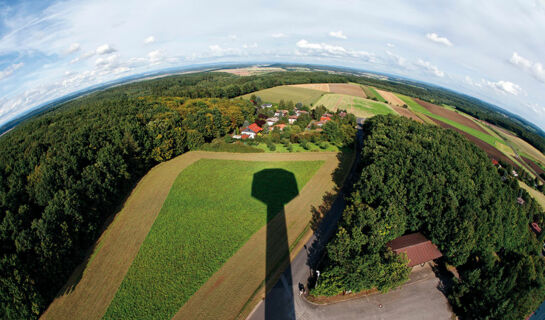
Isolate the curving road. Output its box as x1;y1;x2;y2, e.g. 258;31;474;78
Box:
247;118;454;320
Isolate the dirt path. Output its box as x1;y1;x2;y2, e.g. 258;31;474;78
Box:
42;151;339;320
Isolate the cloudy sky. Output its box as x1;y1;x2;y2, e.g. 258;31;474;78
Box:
1;0;545;128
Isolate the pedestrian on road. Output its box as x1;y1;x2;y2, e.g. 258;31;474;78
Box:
298;283;305;296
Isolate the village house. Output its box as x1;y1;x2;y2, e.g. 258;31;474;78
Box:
266;117;279;126
261;103;272;109
338;111;347;118
320;115;332;122
274;109;289;118
272;124;287;131
288;115;298;124
240;123;262;139
387;232;443;268
295;109;309;116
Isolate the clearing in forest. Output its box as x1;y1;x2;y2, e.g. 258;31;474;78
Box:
314;93;396;117
240;86;324;105
42;151;341;320
289;83;366;98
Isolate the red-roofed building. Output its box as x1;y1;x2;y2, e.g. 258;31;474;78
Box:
273;124;287;131
387;232;443;268
241;123;263;139
491;159;499;166
320;116;332;122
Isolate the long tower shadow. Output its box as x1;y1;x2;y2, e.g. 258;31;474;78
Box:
252;169;298;320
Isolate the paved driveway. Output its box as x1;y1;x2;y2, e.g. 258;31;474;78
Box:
248;263;454;320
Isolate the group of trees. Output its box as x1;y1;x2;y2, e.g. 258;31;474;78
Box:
313;115;545;319
0;90;254;317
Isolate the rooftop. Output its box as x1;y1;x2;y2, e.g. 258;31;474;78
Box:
387;232;443;267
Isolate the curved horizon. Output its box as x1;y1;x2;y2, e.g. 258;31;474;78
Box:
1;1;545;129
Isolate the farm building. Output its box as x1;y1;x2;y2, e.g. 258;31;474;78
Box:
320;116;332;122
241;123;263;139
266;117;279;126
387;232;443;268
288;115;299;124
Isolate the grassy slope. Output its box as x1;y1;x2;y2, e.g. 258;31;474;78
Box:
104;159;323;319
364;86;387;103
240;86;325;105
314;93;395;117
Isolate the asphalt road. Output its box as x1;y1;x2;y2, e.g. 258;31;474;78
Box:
247;118;454;320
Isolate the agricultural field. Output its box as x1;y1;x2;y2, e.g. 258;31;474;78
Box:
361;85;386;102
314;93;396;117
519;181;545;210
375;88;406;106
104;158;323;319
43;151;341;320
240;85;325;105
289;83;366;98
215;66;285;76
390;105;423;123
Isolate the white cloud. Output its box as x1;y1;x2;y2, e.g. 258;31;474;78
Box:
67;43;80;54
208;44;241;56
228;34;238;40
426;33;453;47
386;50;409;68
466;75;522;96
295;39;373;61
148;50;163;63
271;33;287;38
95;44;116;55
486;80;522;96
416;59;445;77
329;31;347;39
386;43;395;48
242;42;258;49
144;36;155;44
510;52;545;82
0;63;24;81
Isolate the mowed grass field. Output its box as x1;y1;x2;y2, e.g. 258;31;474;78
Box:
240;85;325;105
361;86;387;103
314;93;395;117
103;159;324;319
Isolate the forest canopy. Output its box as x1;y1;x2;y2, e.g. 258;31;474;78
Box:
313;115;545;319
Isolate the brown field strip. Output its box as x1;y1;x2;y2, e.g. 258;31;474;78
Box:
42;151;339;320
391;106;423;123
375;88;406;106
522;156;545;177
433;118;518;168
414;98;489;134
290;83;330;91
328;83;366;98
172;152;341;320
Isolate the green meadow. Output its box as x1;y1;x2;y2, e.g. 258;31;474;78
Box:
104;159;323;320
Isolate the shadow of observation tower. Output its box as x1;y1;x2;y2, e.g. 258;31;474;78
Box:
252;169;299;320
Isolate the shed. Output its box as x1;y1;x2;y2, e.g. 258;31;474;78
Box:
387;232;443;267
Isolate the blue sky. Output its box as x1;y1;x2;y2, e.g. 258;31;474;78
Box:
1;0;545;128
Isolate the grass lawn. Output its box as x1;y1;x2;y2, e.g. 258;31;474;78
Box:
255;142;340;153
103;159;324;319
240;85;325;105
314;93;395;117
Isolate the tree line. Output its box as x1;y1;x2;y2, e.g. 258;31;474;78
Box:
312;115;545;319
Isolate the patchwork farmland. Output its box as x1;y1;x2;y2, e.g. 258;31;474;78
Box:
314;93;396;117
